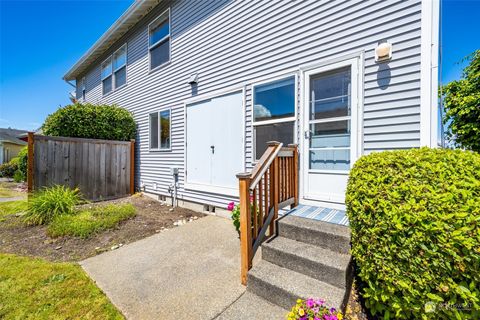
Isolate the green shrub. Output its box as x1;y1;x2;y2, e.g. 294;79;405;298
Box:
0;158;19;178
47;203;136;238
42;103;136;141
23;186;82;225
13;170;23;182
346;148;480;319
17;146;27;181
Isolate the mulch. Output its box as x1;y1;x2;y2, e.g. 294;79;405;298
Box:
0;194;205;262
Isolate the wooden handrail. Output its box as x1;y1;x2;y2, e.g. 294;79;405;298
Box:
236;141;299;285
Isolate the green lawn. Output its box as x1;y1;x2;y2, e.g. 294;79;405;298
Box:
47;203;136;238
0;254;123;319
0;200;27;220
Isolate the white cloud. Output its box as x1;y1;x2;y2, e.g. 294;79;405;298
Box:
254;104;271;119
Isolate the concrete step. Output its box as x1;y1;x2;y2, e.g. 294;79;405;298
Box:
278;216;351;254
215;292;288;320
262;236;352;288
247;260;347;311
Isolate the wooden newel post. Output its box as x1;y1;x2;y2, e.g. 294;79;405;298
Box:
288;144;299;207
130;139;135;195
27;132;34;193
237;172;252;286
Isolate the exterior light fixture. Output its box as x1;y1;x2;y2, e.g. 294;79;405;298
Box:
189;72;198;84
375;41;392;62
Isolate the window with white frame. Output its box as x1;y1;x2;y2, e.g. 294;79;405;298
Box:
149;10;170;70
113;45;127;88
101;57;113;95
80;77;87;101
253;76;296;160
149;109;171;150
101;44;127;95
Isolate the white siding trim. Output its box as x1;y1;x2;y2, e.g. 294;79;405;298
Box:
420;0;439;147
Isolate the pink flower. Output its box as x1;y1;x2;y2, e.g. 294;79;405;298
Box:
306;298;315;308
227;202;235;211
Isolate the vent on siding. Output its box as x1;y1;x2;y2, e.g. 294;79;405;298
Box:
203;205;215;213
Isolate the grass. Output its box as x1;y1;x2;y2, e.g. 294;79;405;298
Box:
0;253;123;319
0;200;27;220
47;203;136;238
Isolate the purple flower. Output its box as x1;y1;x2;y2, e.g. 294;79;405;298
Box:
306;298;315;308
227;202;235;211
329;307;336;313
315;298;325;306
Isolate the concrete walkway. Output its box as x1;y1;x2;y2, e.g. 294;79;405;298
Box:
81;215;247;320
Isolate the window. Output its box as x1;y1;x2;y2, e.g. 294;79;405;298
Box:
101;44;127;95
113;45;127;89
79;77;86;100
253;76;296;160
101;57;113;95
149;109;171;150
149;9;170;70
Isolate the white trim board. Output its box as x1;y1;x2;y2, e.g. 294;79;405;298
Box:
420;0;440;147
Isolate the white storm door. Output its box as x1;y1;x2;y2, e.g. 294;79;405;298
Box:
186;90;244;196
302;59;359;204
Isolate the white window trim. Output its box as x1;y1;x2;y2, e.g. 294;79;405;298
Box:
251;73;298;161
148;8;171;73
101;43;128;96
148;108;172;152
81;76;86;101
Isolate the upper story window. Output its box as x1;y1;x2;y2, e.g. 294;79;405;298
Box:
113;45;127;89
253;75;296;160
149;109;171;150
149;9;170;70
79;77;86;100
101;57;113;95
101;44;127;95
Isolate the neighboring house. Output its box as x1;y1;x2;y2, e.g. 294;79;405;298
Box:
63;0;439;211
0;128;27;164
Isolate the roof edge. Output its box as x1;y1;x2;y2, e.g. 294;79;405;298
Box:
63;0;158;81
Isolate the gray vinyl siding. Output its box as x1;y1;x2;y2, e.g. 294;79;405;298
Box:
77;0;424;207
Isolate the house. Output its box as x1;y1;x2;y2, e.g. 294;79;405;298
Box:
64;0;439;311
0;128;27;164
63;0;440;213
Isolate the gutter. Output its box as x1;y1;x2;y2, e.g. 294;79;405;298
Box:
63;0;154;81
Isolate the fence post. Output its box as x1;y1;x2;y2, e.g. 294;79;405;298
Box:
237;172;252;285
27;132;34;193
289;144;299;207
130;139;135;195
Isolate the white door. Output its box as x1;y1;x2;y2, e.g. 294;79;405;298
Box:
185;90;244;196
302;58;360;205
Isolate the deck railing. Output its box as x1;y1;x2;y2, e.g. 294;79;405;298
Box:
236;141;298;285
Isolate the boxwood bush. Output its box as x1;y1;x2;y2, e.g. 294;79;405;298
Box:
42;103;136;141
346;148;480;319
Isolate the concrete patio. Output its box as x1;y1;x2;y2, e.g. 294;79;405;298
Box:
81;215;286;319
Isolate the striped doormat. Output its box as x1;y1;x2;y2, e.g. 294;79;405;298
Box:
279;204;349;226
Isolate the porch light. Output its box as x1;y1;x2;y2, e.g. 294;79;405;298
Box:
189;72;198;84
375;41;392;62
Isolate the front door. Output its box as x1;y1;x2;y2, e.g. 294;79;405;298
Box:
302;58;359;205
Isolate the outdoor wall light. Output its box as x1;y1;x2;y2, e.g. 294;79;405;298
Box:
375;40;392;62
189;72;199;84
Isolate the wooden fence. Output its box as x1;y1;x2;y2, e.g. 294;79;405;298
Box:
27;133;134;201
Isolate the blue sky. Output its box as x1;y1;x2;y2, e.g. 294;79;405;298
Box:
0;0;479;130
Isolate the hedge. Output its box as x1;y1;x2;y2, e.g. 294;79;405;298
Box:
346;148;480;319
42;103;136;141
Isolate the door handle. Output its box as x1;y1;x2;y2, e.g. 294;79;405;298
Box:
304;130;312;139
210;145;215;154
